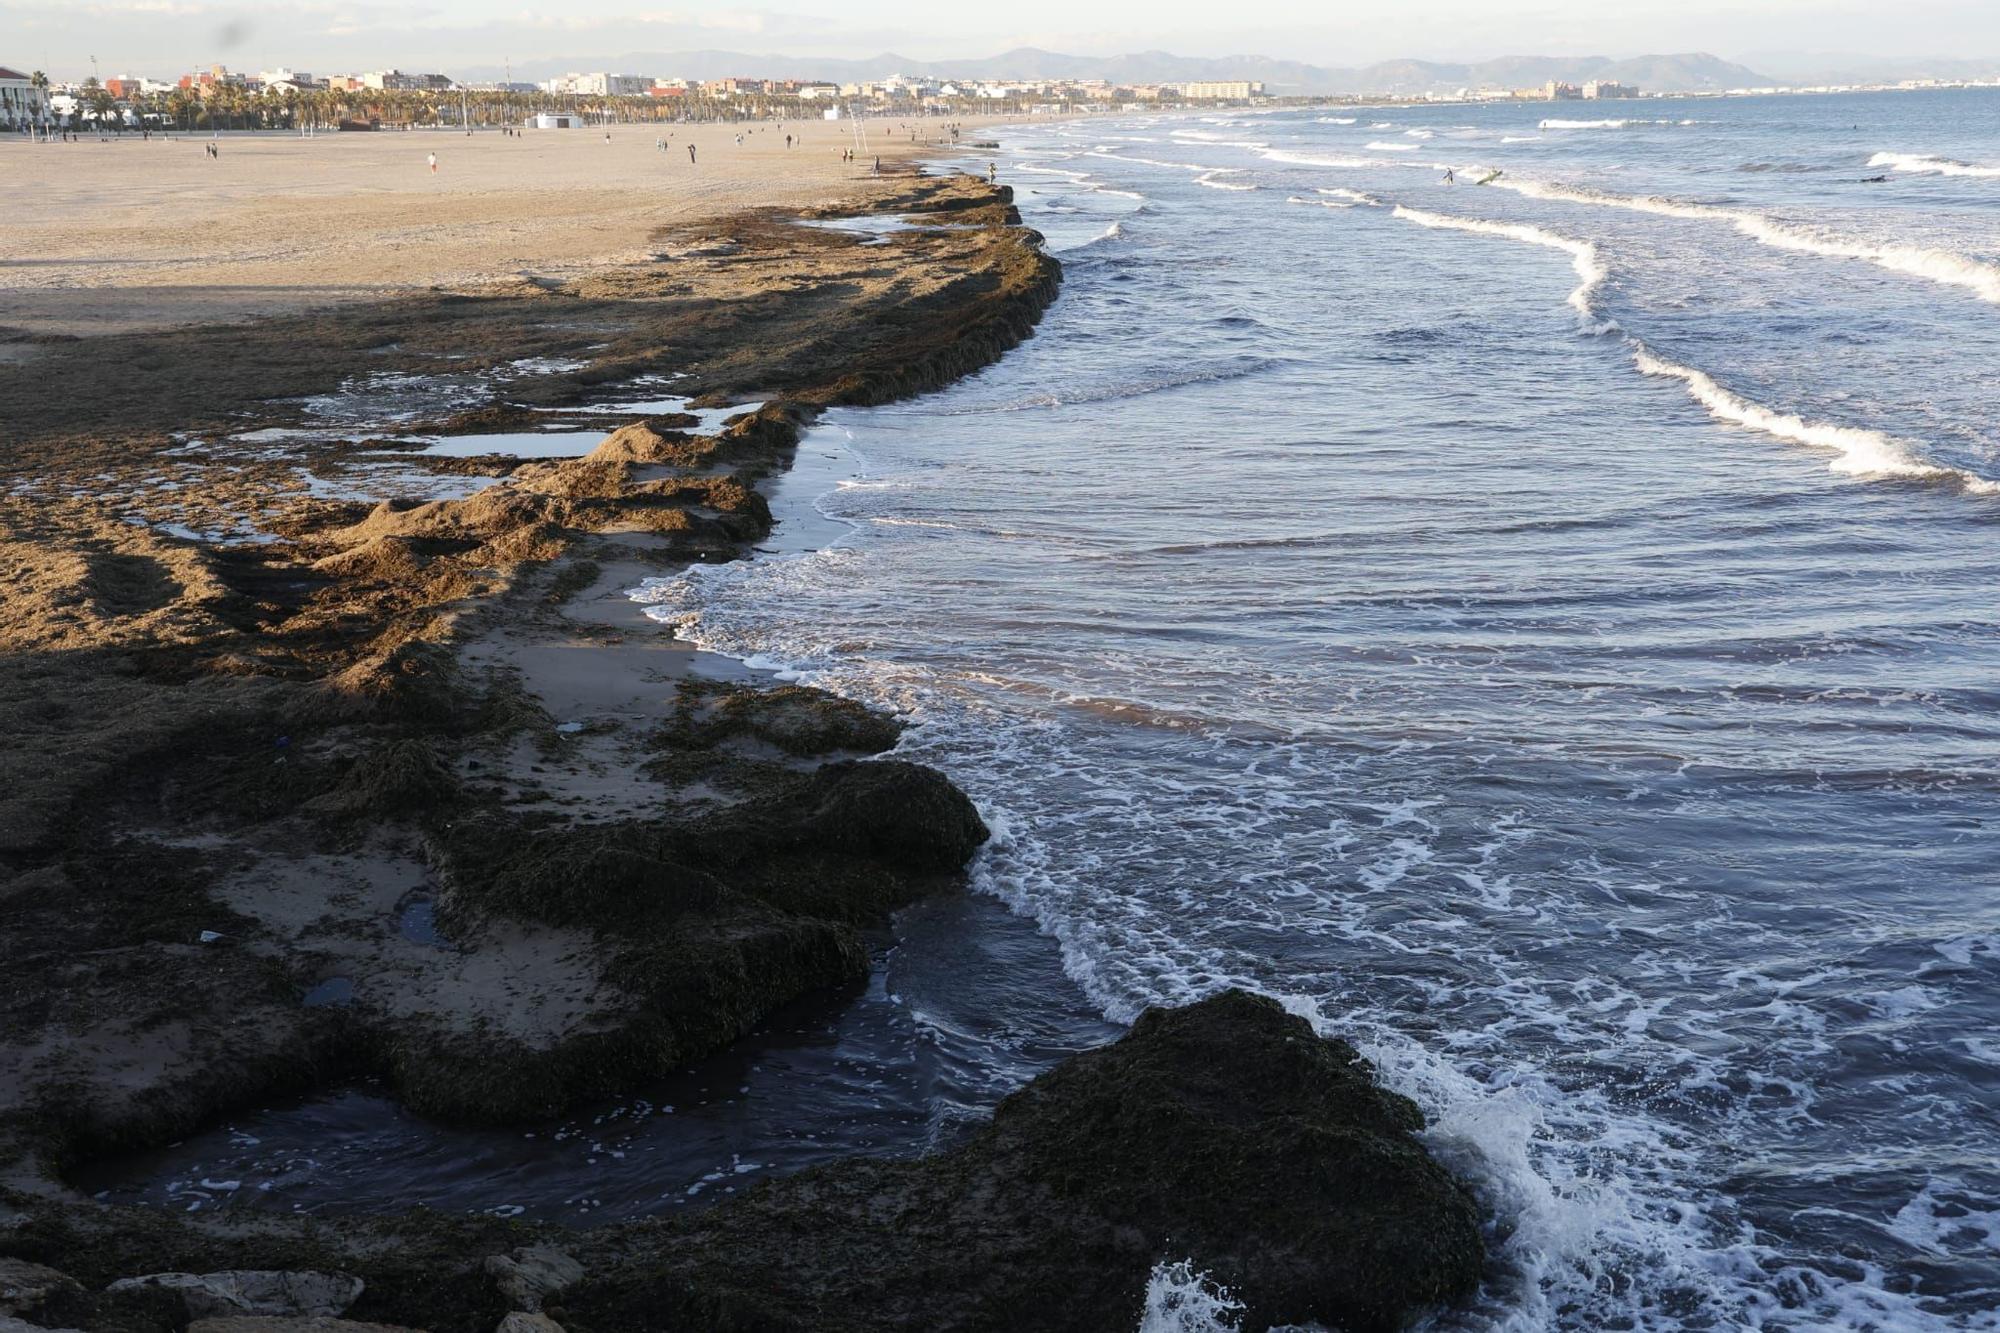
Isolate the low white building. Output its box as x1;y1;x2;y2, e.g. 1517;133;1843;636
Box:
540;72;651;97
0;66;48;130
530;112;583;129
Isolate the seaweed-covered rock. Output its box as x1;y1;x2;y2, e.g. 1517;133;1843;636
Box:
710;759;990;876
482;1245;583;1313
309;738;460;818
188;1321;423;1333
104;1271;363;1320
564;989;1485;1332
0;1256;80;1314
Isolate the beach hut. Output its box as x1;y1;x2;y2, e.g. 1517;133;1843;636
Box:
530;112;582;130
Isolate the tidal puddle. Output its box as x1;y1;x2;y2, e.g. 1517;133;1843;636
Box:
72;897;1113;1224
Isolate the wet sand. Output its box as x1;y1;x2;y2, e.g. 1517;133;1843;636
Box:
0;115;1022;337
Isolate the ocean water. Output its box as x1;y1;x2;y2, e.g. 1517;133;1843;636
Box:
83;91;2000;1331
632;91;2000;1329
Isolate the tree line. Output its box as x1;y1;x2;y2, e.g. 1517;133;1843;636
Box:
40;81;1058;134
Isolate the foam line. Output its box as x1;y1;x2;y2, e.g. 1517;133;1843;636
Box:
1490;178;2000;305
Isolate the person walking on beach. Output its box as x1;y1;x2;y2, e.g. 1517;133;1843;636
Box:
427;151;438;174
873;155;880;175
688;143;697;166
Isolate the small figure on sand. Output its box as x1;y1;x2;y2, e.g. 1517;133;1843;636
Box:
988;161;997;183
688;143;697;166
427;151;437;174
205;142;218;160
873;156;880;175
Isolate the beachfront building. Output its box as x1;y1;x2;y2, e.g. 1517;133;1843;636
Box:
257;68;318;90
1172;81;1264;101
530;112;584;129
1543;80;1584;99
361;69;453;91
0;66;47;129
1582;80;1639;99
541;72;651;96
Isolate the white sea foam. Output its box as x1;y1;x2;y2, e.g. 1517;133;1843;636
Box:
1170;130;1270;149
1375;192;2000;494
1286;195;1354;210
1631;346;2000;492
1317;116;1357;124
1135;1261;1243;1333
1490;177;2000;304
1538;118;1685;130
1257;147;1391;170
1086;150;1215;172
1388;204;1615;334
1195;170;1257;191
1367;141;1421;152
1869;151;2000;179
1318;186;1380;205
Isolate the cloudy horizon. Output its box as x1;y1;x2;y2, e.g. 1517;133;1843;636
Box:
8;0;2000;81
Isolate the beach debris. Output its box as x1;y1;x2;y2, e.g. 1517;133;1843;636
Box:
102;1270;363;1319
483;1244;584;1312
199;929;226;944
554;722;585;734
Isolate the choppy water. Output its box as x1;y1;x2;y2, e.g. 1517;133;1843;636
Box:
90;91;2000;1331
635;92;2000;1330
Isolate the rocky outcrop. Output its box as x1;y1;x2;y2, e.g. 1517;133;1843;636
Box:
482;1245;582;1314
104;1271;363;1320
187;1321;422;1333
0;1257;79;1314
0;993;1481;1333
561;990;1485;1332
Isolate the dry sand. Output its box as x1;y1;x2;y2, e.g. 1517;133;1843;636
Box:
0;115;1023;337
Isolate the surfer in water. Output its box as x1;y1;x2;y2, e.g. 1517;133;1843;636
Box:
1442;168;1455;185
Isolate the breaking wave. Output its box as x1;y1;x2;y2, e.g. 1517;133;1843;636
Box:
1195;170;1258;192
1632;347;2000;493
1490;177;2000;304
1386;204;1616;335
1869;151;2000;179
1539;118;1691;130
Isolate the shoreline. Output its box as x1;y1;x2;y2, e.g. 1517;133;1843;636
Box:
0;143;1487;1329
0;114;1031;340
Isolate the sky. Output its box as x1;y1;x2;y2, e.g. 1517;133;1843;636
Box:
8;0;2000;80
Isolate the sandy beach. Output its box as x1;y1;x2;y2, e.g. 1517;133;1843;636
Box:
0;115;1020;337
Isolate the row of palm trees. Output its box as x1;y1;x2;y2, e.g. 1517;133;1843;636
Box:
59;82;996;134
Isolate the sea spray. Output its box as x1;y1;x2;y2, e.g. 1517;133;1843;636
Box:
1136;1261;1244;1333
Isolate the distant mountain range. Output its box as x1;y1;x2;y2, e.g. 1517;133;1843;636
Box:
461;48;1778;96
